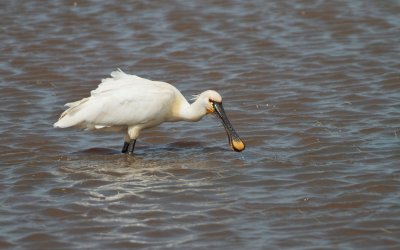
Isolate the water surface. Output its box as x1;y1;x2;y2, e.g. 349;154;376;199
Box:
1;0;399;249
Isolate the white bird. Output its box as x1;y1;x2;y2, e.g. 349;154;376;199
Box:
54;69;245;154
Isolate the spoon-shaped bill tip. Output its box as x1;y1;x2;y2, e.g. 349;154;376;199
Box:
231;138;245;152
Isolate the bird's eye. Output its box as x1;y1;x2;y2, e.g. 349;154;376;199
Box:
209;98;213;103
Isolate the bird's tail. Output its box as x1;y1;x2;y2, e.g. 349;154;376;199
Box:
53;98;89;128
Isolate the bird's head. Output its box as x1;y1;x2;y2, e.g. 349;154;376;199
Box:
196;90;245;152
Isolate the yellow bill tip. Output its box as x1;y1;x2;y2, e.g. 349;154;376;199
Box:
231;139;245;152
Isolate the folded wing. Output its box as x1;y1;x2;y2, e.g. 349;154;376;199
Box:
54;70;177;130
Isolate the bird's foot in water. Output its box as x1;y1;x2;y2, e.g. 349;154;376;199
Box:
121;141;129;153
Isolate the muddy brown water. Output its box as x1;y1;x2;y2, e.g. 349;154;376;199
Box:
1;1;400;249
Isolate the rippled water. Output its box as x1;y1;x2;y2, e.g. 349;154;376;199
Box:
1;0;400;249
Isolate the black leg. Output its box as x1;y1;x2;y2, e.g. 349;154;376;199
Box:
122;141;129;153
128;139;136;155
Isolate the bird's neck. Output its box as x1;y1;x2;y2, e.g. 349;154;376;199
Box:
180;99;207;122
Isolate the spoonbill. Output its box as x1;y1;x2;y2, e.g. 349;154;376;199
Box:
54;69;245;154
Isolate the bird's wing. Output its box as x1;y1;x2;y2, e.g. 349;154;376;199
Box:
55;70;179;129
87;83;176;126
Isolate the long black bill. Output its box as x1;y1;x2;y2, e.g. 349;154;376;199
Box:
213;102;245;152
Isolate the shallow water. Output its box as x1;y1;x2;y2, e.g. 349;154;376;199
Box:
1;0;400;249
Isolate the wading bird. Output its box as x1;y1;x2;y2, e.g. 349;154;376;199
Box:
54;69;245;154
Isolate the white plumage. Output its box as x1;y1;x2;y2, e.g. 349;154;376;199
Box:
54;69;245;154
